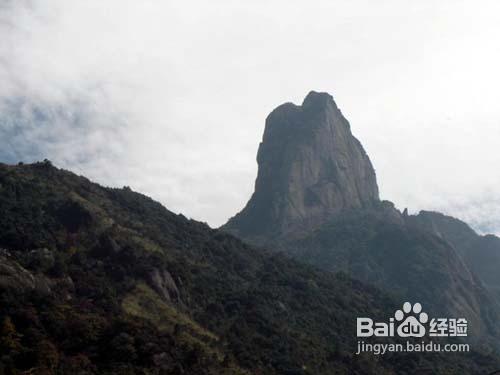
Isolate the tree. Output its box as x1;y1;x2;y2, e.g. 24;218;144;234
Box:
0;316;22;355
36;340;60;372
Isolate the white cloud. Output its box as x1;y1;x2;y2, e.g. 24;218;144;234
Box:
0;0;499;234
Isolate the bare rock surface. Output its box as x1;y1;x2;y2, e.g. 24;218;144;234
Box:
224;91;379;240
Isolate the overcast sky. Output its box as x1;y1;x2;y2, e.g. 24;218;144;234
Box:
1;1;500;234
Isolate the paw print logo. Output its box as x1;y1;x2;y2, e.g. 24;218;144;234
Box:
395;302;428;338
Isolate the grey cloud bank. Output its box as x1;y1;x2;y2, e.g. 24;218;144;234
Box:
0;1;499;234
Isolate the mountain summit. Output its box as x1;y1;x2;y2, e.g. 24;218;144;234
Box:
225;91;379;239
223;91;500;349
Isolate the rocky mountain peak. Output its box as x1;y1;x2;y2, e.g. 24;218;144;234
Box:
224;91;379;240
302;90;337;110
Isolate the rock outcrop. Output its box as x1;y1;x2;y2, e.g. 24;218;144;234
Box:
224;91;379;240
0;252;52;295
148;268;181;304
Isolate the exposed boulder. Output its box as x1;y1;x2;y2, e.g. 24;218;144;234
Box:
148;268;180;303
0;254;51;295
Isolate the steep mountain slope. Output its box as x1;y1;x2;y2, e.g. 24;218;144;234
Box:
223;91;500;351
282;203;500;344
5;162;496;374
412;211;500;299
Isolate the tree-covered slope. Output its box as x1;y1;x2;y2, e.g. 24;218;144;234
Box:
277;202;500;350
0;162;498;374
411;211;500;299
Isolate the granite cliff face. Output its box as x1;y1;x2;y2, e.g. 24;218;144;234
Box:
224;91;379;240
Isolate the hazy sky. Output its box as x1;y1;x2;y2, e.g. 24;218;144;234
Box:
1;1;500;234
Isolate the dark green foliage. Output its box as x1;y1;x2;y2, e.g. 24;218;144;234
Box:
412;211;500;300
284;201;500;347
0;163;499;374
